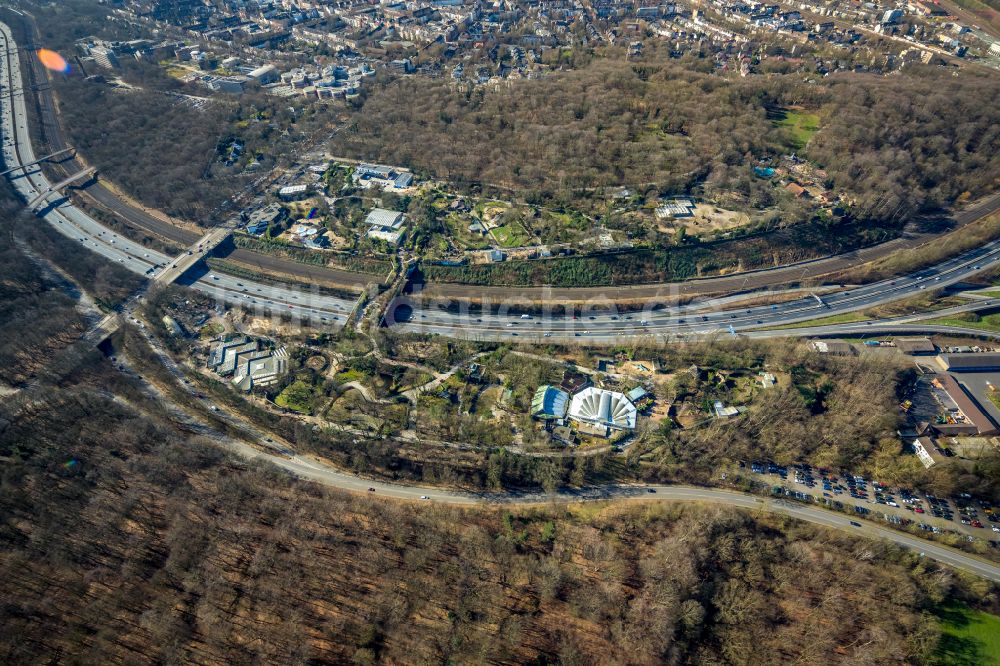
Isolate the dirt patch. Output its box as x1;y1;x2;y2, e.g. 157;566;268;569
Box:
616;360;657;376
659;203;751;236
305;354;328;372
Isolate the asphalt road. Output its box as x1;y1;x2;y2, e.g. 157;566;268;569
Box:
110;296;1000;585
8;9;999;305
0;21;354;325
390;239;1000;342
215;433;1000;583
5;8;375;293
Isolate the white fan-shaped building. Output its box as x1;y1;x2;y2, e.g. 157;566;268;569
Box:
568;387;637;430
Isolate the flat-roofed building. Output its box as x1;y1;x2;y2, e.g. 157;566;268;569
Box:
278;184;309;200
936;353;1000;372
249;64;279;84
896;337;936;355
365;208;406;245
930;374;999;436
246;203;286;235
811;340;854;355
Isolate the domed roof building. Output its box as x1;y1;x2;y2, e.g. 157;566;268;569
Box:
568;387;637;431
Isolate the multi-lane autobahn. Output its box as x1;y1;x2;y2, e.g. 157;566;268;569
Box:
4;7;998;343
0;20;354;327
4;17;1000;583
390;239;1000;342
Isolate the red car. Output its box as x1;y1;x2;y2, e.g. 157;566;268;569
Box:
914;507;924;514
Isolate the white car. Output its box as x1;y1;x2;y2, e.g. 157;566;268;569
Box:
420;495;429;500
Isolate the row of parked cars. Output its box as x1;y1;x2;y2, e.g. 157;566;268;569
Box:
748;461;999;531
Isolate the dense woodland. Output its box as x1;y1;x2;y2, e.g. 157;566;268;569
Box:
19;1;1000;236
55;77;249;222
0;362;993;665
2;150;1000;665
335;61;1000;223
810;69;1000;221
0;192;138;387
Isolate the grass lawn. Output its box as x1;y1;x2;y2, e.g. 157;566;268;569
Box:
275;380;316;414
926;312;1000;333
492;224;531;248
760;311;869;330
773;109;821;150
334;368;367;383
931;601;1000;666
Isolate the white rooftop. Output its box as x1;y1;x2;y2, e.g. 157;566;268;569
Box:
367;227;403;244
365;208;405;230
568;387;636;430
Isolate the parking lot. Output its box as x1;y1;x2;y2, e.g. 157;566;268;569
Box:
746;461;1000;541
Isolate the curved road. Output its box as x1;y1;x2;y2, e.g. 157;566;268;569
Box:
219;432;1000;583
3;14;1000;584
4;8;376;293
6;9;1000;303
391;239;1000;343
0;21;355;324
119;306;1000;585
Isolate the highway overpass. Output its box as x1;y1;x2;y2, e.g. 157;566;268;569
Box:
0;21;355;330
153;226;233;286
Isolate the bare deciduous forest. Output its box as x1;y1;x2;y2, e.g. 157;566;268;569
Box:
0;152;997;666
0;370;990;666
334;62;1000;222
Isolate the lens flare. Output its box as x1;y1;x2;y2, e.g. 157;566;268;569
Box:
37;48;70;74
306;207;318;219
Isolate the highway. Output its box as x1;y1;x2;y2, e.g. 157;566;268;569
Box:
2;17;998;345
2;18;997;585
390;239;1000;342
4;8;375;294
6;9;999;304
0;21;355;327
128;316;1000;584
104;297;1000;584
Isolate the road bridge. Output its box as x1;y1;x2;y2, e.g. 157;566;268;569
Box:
0;146;72;175
153;226;233;286
27;165;95;208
